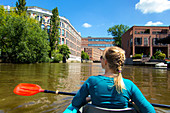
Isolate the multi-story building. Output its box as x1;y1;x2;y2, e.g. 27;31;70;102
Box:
81;36;114;61
4;6;81;62
122;26;170;58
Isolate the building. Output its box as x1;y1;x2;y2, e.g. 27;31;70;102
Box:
84;48;103;61
81;36;114;61
122;26;170;58
4;6;81;62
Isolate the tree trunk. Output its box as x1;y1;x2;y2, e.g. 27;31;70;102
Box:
63;56;66;63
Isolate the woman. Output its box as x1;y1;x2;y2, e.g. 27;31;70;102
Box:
64;46;155;113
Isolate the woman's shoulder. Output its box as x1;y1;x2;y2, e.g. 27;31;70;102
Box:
88;75;103;80
86;75;104;83
123;78;135;86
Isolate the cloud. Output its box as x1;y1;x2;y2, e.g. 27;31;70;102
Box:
82;23;92;28
145;21;163;26
135;0;170;14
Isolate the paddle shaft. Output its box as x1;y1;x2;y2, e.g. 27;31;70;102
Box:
151;103;170;108
44;90;76;96
44;90;170;108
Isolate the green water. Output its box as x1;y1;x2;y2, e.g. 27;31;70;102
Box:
0;63;169;113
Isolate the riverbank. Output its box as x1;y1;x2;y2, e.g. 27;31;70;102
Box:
125;58;170;67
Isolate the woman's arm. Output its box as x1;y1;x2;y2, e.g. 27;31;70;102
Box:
130;82;156;113
72;78;91;109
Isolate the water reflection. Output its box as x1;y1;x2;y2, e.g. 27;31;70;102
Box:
0;63;169;113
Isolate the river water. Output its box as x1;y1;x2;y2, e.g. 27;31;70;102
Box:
0;63;169;113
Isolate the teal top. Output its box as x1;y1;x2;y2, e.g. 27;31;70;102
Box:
71;75;155;113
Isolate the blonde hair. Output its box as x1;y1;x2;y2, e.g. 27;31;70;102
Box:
103;46;126;93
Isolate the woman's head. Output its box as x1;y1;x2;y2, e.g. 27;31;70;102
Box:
102;46;126;93
102;46;126;72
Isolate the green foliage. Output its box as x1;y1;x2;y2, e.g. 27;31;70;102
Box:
16;0;27;15
132;54;142;59
0;5;6;26
49;7;60;58
57;44;71;59
0;9;50;63
151;56;155;59
85;53;89;60
51;50;63;63
152;50;166;60
158;53;166;60
107;24;129;47
52;53;63;63
81;51;89;60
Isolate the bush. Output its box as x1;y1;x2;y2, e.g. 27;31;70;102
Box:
151;56;155;59
81;51;89;60
132;54;142;59
153;50;166;60
40;56;51;63
158;53;166;60
52;53;63;63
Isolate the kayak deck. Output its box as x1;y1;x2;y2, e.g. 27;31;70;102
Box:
80;104;137;113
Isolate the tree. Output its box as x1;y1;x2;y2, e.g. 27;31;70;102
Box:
0;5;9;60
107;24;129;47
57;44;71;63
81;51;89;60
49;7;60;58
0;9;50;63
16;0;27;15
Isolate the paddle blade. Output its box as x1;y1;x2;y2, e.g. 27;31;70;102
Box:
13;83;42;96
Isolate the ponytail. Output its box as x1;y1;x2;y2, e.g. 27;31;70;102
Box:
114;66;125;93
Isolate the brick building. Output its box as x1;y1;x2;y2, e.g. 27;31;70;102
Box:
81;37;114;61
122;26;170;58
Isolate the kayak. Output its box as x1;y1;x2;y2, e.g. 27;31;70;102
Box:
80;104;137;113
64;103;137;113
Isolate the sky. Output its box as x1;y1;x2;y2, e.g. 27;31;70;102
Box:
1;0;170;37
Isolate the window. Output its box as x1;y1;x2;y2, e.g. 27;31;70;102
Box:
62;29;65;36
88;38;114;42
62;23;65;28
130;39;133;46
135;37;142;45
88;44;112;47
47;19;50;24
62;38;64;44
58;28;61;35
144;29;150;34
58;38;61;44
42;18;45;23
95;39;99;41
144;38;148;46
152;38;159;45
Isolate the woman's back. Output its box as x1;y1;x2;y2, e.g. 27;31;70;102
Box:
72;75;155;113
87;75;130;109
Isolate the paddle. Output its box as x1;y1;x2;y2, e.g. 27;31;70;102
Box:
13;83;76;96
13;83;170;109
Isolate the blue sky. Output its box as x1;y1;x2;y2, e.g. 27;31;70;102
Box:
1;0;170;37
